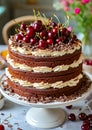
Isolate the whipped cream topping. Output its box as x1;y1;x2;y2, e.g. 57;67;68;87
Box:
9;39;81;57
6;68;83;89
7;54;82;72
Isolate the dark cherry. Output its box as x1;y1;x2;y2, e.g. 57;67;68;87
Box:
81;124;90;130
38;40;48;49
66;105;73;109
0;124;5;130
40;30;48;39
34;20;43;32
78;113;88;121
23;36;30;43
26;26;35;38
61;28;67;35
52;27;58;34
30;38;37;45
47;39;54;45
83;120;90;126
48;31;54;39
56;37;63;43
15;34;23;41
20;23;26;30
68;113;76;121
88;114;92;121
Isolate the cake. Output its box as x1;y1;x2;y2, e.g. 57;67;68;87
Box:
5;17;83;101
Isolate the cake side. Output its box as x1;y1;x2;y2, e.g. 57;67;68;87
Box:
6;16;83;99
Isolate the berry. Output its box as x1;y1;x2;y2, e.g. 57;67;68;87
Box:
0;124;5;130
56;37;63;43
15;34;23;41
48;31;54;39
83;120;90;126
81;124;90;130
47;39;54;45
52;27;58;34
78;113;88;121
66;105;73;109
68;113;76;121
88;60;92;65
61;28;67;35
88;114;92;121
23;36;30;43
20;23;26;30
40;30;48;39
34;20;43;32
83;59;89;65
30;38;37;45
38;40;48;49
26;26;35;38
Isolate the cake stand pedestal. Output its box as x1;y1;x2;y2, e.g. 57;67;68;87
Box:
0;84;91;129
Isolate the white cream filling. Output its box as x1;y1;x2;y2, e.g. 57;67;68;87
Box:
7;54;82;72
6;68;83;89
9;39;81;57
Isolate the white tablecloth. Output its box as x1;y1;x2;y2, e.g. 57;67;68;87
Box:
0;45;91;130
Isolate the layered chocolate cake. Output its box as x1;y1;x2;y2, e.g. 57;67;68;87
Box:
5;17;83;101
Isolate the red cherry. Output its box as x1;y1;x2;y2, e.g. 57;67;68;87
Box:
0;124;5;130
52;27;58;34
48;31;54;39
81;124;90;130
61;28;67;35
47;39;54;45
38;40;48;49
20;23;26;30
78;113;88;121
56;37;63;43
68;113;76;121
26;26;35;38
88;114;92;121
83;120;90;126
34;20;43;32
39;30;48;39
83;59;89;65
15;34;23;41
23;36;30;43
66;105;73;109
30;38;37;45
88;59;92;66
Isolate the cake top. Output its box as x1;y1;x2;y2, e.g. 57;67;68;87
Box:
9;15;82;57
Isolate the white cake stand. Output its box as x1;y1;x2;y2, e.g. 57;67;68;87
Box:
0;83;91;129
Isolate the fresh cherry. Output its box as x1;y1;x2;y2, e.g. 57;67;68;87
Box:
68;113;76;121
30;38;37;45
39;30;48;39
48;31;54;39
38;40;48;49
47;39;54;45
88;114;92;121
81;124;90;130
83;120;90;126
34;20;43;32
61;28;67;35
20;23;26;30
23;36;30;43
0;124;5;130
78;113;88;121
15;34;23;41
26;26;35;38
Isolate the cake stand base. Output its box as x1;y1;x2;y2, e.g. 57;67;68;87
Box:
26;108;66;128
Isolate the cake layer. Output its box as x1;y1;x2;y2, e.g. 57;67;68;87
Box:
6;65;82;84
7;77;83;97
8;47;81;68
8;63;82;78
7;54;82;72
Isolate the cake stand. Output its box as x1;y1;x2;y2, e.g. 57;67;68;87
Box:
0;75;92;129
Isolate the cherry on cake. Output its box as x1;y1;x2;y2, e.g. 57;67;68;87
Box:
5;16;84;101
